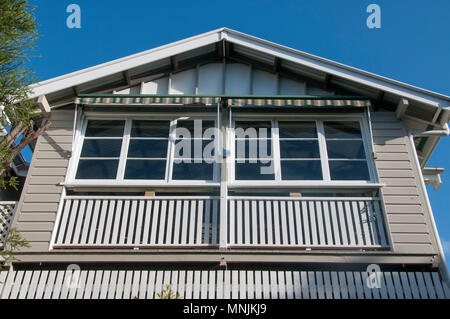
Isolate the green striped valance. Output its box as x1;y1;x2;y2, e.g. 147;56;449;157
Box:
76;95;221;105
75;95;371;108
228;97;370;107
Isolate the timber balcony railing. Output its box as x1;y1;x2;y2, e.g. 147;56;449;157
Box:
0;201;18;248
51;195;390;250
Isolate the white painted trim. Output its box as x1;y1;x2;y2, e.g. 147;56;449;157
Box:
62;181;221;187
316;121;330;181
67;114;220;185
227;181;384;188
230;113;377;184
49;187;66;250
408;134;450;282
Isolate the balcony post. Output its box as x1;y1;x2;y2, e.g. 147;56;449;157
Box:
219;100;228;249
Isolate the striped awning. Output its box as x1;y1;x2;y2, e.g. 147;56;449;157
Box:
75;95;371;108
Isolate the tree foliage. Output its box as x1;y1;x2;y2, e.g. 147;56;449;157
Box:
0;0;50;188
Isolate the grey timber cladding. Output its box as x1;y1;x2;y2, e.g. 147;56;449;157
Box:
372;112;438;254
10;109;441;259
12;110;73;252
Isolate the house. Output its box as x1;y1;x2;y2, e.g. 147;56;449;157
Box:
0;28;449;299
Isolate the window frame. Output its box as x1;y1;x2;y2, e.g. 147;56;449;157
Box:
66;113;220;186
228;112;378;186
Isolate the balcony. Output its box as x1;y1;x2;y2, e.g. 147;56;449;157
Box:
51;195;389;250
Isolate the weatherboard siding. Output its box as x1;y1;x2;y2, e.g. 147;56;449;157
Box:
372;112;438;254
12;110;73;251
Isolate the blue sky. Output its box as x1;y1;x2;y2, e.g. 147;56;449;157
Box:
29;1;450;258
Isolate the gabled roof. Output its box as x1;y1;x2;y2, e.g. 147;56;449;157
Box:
30;28;449;124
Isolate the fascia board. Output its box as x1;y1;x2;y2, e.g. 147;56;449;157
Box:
224;30;449;107
29;30;224;98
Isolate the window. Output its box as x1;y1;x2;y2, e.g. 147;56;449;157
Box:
234;121;274;180
125;120;170;180
324;121;370;180
278;121;322;180
231;118;373;182
173;120;216;180
76;120;124;179
73;117;218;182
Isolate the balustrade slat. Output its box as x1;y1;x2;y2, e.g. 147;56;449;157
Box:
273;201;281;245
309;201;318;246
187;200;196;245
203;200;211;245
119;200;130;245
65;200;80;244
173;200;182;244
252;201;258;245
302;201;310;246
315;201;325;246
294;201;302;246
95;200;108;244
258;201;266;245
149;200;160;245
127;201;138;245
55;199;71;244
135;200;145;245
211;200;219;245
266;201;273;245
81;200;94;244
350;201;364;246
88;200;101;244
244;201;250;244
228;200;235;245
280;201;288;245
287;201;296;245
165;200;174;244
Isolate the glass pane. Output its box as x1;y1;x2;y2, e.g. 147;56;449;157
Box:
85;120;125;137
235;121;272;138
281;160;323;180
278;121;317;138
124;159;166;179
324;121;362;138
279;140;320;158
80;139;122;158
326;140;366;159
131;120;170;138
172;161;214;180
128;140;168;158
329;160;370;180
235;139;272;159
235;160;275;180
76;160;119;179
174;140;216;159
175;120;215;137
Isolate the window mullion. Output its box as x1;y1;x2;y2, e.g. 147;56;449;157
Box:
272;120;282;182
116;118;131;181
69;115;88;181
359;118;377;182
166;119;177;182
317;121;331;181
